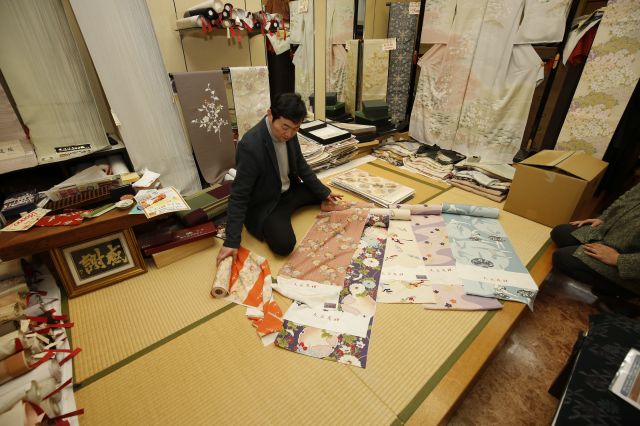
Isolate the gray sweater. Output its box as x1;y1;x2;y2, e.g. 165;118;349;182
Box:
571;183;640;295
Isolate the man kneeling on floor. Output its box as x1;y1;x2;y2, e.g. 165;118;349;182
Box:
216;93;342;265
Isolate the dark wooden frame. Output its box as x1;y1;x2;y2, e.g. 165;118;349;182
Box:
51;227;146;298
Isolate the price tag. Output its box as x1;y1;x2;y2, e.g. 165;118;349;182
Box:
382;38;396;51
299;0;309;14
409;2;421;15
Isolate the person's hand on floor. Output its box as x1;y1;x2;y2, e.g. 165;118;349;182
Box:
216;246;238;266
570;218;603;228
583;243;619;266
320;193;347;212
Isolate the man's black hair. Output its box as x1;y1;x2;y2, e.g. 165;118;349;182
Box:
270;93;307;123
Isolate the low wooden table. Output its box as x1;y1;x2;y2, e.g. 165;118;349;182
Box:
0;208;166;297
0;208;156;261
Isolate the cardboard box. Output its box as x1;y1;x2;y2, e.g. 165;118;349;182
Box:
504;150;608;227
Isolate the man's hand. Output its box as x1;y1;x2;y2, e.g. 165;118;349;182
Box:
320;192;346;212
216;246;238;266
325;192;343;204
570;218;603;228
583;243;619;266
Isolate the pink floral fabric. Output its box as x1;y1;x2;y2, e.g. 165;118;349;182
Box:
278;208;370;286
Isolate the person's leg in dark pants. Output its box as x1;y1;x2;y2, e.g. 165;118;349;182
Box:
262;184;321;256
550;224;580;247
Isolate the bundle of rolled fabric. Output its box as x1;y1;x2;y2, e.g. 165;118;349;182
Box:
0;260;83;424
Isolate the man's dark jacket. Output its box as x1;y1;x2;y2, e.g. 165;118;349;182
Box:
224;118;330;248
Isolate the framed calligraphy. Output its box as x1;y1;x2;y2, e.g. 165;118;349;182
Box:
51;228;146;298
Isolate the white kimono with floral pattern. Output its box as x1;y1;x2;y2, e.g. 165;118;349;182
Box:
410;0;570;163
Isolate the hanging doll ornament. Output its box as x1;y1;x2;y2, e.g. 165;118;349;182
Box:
221;3;234;39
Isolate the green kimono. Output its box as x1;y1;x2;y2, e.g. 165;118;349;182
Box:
571;183;640;295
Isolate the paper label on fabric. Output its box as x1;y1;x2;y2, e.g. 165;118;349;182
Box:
283;303;372;338
455;264;537;291
298;0;308;13
382;38;397;51
409;2;421;14
0;140;25;160
0;209;50;232
274;277;341;310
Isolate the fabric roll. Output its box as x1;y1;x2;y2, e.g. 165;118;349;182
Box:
0;0;108;164
556;0;640;158
344;40;360;116
0;401;25;425
360;40;390;106
0;330;20;360
0;291;27;309
108;155;130;175
0;303;24;323
211;257;232;298
0;360;62;399
387;3;419;124
0;280;28;298
393;204;443;215
173;71;235;184
229;67;271;139
69;0;201;194
369;208;411;220
442;203;500;218
0;377;58;416
0;351;30;385
210;247;282;339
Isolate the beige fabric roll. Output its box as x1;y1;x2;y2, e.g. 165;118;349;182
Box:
211;257;232;298
0;302;24;323
0;330;21;360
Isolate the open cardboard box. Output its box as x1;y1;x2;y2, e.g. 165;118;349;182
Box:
504;150;608;227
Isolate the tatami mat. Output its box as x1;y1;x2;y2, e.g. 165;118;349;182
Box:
69;161;551;424
74;305;398;425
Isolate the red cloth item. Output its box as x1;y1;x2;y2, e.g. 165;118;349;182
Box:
568;23;599;66
35;210;88;227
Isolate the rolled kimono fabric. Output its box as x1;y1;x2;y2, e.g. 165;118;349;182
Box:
211;256;232;298
369;208;411;220
392;204;443;215
442;203;500;219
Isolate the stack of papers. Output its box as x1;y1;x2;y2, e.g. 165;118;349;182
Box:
331;168;415;207
134;187;190;219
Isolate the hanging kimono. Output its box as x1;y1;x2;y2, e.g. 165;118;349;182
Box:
410;0;561;164
326;0;355;102
556;0;640;158
386;2;419;124
360;40;390;107
344;40;360;116
290;0;315;111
